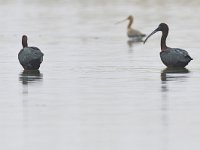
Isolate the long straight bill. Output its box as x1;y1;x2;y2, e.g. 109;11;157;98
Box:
115;18;127;24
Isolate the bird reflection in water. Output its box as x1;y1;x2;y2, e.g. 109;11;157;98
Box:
159;68;190;149
19;70;43;84
127;39;143;52
19;70;43;94
127;38;143;46
161;67;190;94
160;88;170;150
161;67;189;81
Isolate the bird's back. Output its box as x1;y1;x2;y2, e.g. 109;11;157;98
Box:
160;48;192;67
18;47;44;69
127;28;146;38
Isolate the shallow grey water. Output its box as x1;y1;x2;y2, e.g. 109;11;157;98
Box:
1;0;200;150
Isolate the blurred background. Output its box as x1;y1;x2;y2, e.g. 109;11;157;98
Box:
0;0;200;150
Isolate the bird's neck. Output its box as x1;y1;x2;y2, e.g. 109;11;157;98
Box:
22;40;28;48
127;19;133;29
161;30;168;51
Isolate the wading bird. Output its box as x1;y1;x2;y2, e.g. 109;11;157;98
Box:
18;35;44;70
116;15;146;41
144;23;192;68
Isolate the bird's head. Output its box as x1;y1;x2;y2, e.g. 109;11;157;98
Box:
144;23;169;44
127;15;133;21
115;15;134;24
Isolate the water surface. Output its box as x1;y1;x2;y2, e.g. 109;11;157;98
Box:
0;0;200;150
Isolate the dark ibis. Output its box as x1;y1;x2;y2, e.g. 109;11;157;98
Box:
144;23;192;68
18;35;44;70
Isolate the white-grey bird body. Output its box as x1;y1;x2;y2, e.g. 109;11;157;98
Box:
127;28;145;37
18;35;44;70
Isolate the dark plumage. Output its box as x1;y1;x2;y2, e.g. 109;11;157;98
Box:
160;48;192;67
144;23;192;68
18;35;44;70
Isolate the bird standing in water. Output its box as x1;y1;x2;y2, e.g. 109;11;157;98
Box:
18;35;44;70
116;15;146;41
144;23;192;68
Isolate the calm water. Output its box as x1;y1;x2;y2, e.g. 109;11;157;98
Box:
0;0;200;149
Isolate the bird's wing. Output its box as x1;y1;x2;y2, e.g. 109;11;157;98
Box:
128;29;146;37
174;48;193;60
30;47;44;59
18;47;43;65
160;48;192;66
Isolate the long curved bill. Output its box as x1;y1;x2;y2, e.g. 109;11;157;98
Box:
143;28;159;44
115;18;128;24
